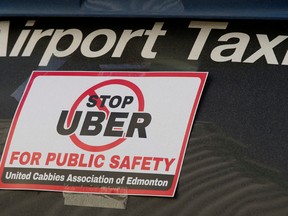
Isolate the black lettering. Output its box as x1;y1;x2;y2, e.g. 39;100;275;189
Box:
57;111;82;135
126;112;152;138
86;95;98;107
122;96;134;108
99;95;111;107
109;95;122;108
80;111;105;136
104;112;128;137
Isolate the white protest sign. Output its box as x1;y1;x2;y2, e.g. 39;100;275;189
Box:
0;71;207;197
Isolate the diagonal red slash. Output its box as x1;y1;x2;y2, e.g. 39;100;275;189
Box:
66;79;144;152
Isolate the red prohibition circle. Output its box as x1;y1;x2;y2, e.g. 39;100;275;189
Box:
66;79;145;152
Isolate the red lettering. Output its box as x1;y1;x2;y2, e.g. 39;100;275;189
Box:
45;153;56;165
30;152;42;165
119;156;130;169
164;158;175;171
67;153;79;166
10;151;42;165
19;152;30;165
131;156;142;169
94;155;105;168
108;155;175;172
56;153;68;166
141;157;152;170
88;154;94;167
153;157;163;171
78;154;88;167
109;155;120;169
9;151;20;164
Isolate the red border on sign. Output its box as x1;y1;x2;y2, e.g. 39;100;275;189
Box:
0;71;208;197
